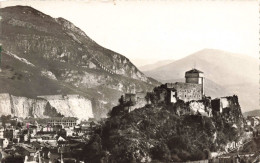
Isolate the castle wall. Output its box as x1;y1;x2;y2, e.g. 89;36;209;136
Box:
166;83;202;102
220;97;230;109
124;94;136;103
136;92;146;101
170;91;177;103
211;99;221;112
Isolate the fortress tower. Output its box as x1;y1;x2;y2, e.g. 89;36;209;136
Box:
185;69;204;95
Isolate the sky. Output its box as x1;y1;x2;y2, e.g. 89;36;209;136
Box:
1;0;259;66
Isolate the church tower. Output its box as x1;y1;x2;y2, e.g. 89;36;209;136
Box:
185;69;204;95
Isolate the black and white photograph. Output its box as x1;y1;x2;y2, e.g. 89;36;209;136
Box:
0;0;259;162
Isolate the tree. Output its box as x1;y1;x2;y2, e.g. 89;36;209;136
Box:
119;95;124;105
151;143;171;161
82;134;103;163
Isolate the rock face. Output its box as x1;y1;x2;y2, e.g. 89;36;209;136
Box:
39;95;93;120
0;93;93;120
189;101;212;117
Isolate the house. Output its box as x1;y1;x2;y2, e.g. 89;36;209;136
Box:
64;128;73;137
4;129;13;140
0;138;9;148
15;144;37;157
247;116;260;127
58;136;66;142
0;127;4;139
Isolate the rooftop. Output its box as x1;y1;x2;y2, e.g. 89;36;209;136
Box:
185;68;203;73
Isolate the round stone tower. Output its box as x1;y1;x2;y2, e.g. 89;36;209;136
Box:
185;68;204;95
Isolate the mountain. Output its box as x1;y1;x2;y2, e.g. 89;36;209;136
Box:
243;110;260;117
0;6;159;119
139;59;175;71
144;49;258;112
129;58;162;67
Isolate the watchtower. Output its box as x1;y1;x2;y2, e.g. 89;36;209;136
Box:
185;69;204;95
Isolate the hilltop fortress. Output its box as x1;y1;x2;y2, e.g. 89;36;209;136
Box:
121;68;242;119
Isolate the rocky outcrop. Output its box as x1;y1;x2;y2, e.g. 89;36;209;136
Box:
212;95;244;125
188;101;212;117
0;93;47;118
0;93;93;120
38;94;93;120
0;94;13;115
95;94;244;162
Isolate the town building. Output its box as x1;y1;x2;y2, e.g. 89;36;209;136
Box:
0;127;4;139
4;129;14;140
47;117;77;127
246;116;260;127
0;138;9;148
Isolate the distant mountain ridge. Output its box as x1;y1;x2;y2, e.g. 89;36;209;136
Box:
243;110;260;117
144;49;258;112
0;5;159;119
139;59;175;71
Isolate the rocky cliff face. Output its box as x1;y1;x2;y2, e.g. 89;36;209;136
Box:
0;6;158;119
39;95;93;120
0;93;93;120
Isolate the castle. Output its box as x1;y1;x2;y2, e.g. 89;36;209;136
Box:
164;68;204;103
123;68;205;110
120;68;240;118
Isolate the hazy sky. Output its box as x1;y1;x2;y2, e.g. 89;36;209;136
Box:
1;0;258;66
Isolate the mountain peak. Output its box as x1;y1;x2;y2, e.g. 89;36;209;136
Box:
1;5;47;17
192;48;255;61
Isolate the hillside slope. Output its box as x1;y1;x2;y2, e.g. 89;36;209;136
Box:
144;49;258;112
0;5;158;119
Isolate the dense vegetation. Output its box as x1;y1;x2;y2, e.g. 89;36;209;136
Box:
81;94;244;163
